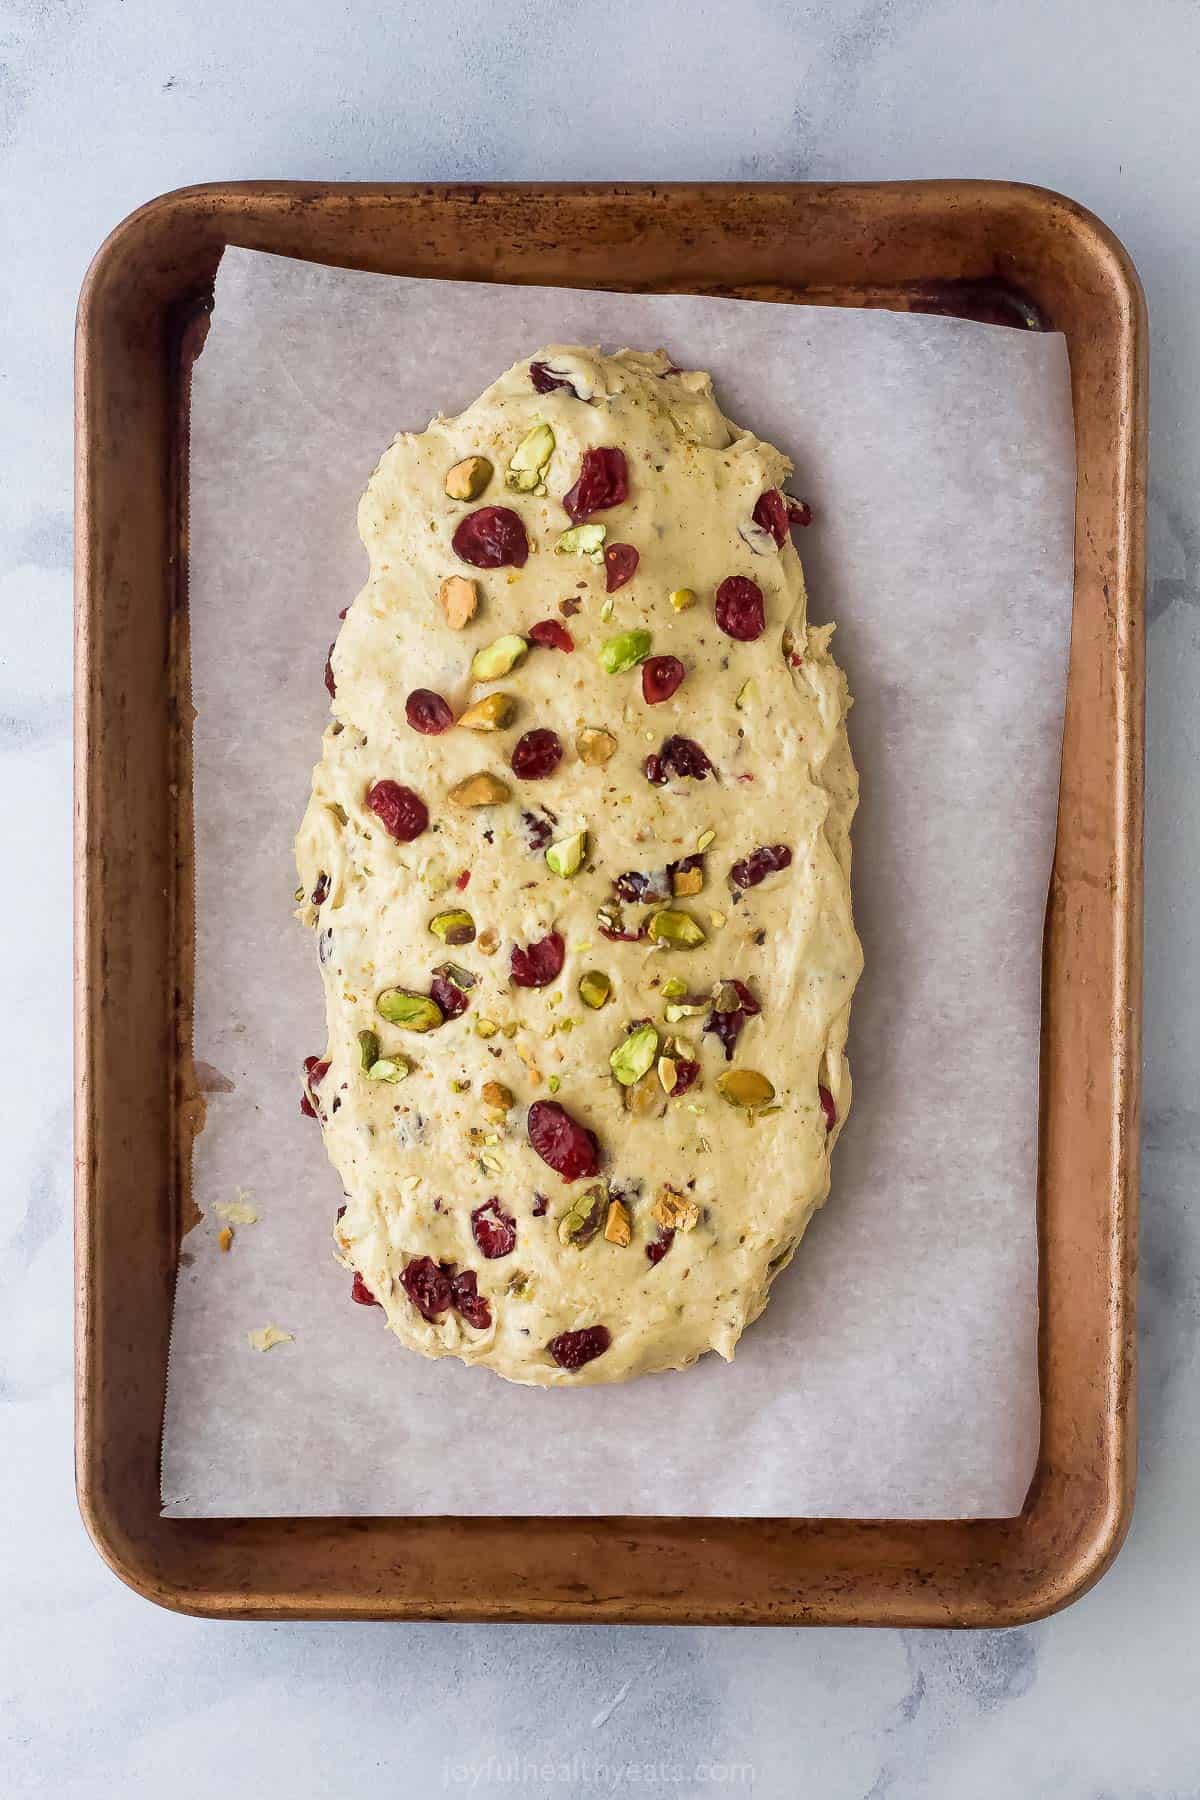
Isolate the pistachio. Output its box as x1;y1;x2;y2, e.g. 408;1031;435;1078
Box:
433;960;477;990
548;1074;560;1093
357;1028;381;1070
598;627;652;675
672;864;704;898
546;830;588;879
657;1055;678;1094
458;691;517;732
653;1184;700;1233
735;678;757;710
624;1070;667;1119
368;1057;412;1082
661;977;688;1001
713;981;743;1014
444;455;493;502
449;770;512;808
557;1185;607;1248
506;422;555;494
376;989;444;1031
610;1022;659;1087
647;908;707;949
556;522;607;562
477;928;500;955
604;1198;632;1247
669;586;697;612
715;1068;776;1110
475;1018;499;1040
696;829;716;852
664;1000;707;1023
576;726;618;766
578;970;613;1011
438;573;479;631
429;908;476;946
481;1080;514;1112
470;634;528;682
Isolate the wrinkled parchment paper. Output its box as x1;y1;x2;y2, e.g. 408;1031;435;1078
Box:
161;248;1075;1517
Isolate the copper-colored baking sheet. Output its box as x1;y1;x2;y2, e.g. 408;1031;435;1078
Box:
74;182;1145;1625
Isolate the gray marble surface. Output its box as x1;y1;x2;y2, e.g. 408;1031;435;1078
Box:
2;0;1195;1794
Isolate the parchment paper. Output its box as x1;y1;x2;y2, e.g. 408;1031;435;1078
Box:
161;247;1075;1518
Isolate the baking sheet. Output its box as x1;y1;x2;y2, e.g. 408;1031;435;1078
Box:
161;247;1074;1518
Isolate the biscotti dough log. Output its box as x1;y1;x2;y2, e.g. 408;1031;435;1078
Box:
295;345;862;1385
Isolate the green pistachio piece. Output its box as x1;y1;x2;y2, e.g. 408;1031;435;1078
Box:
368;1057;412;1083
432;960;477;991
444;456;493;502
429;908;476;946
546;830;589;878
664;1000;707;1024
713;981;743;1014
376;988;444;1031
598;627;652;675
506;422;555;493
557;1184;608;1248
556;523;607;562
716;1068;776;1109
470;634;529;682
578;970;613;1011
647;908;707;949
661;976;688;1001
669;587;697;612
357;1028;381;1071
609;1022;659;1087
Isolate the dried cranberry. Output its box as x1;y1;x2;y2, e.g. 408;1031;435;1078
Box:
520;808;556;852
401;1255;453;1322
351;1271;380;1308
614;868;670;905
785;495;813;528
299;1093;318;1120
532;1192;550;1217
529;619;574;653
752;488;790;548
645;735;714;785
646;1229;675;1265
455;869;471;891
450;1268;492;1330
303;1055;330;1094
510;930;566;989
730;844;793;889
336;1204;347;1221
471;1198;517;1260
819;1085;837;1131
366;779;429;843
597;908;648;943
670;1059;700;1096
530;360;582;398
311;871;330;906
642;655;685;705
430;973;469;1019
527;1099;601;1180
452;505;529;569
604;543;639;592
405;688;454;734
563;447;628;522
705;979;761;1060
548;1324;611;1369
644;754;666;786
324;644;336;698
715;576;766;642
511;728;563;780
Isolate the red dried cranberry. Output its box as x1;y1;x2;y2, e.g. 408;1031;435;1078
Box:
366;779;429;843
752;488;790;548
520;808;556;852
455;869;471;891
614;868;671;905
532;1192;550;1217
642;655;685;705
604;543;639;592
430;973;469;1019
644;753;666;786
597;908;648;943
715;576;766;642
311;871;330;906
336;1204;347;1221
299;1092;318;1120
301;1055;330;1118
528;1099;601;1180
646;735;714;784
324;644;336;698
452;506;529;569
548;1324;611;1369
563;447;628;522
530;360;582;398
511;728;563;780
401;1255;453;1322
450;1268;492;1330
529;619;574;653
471;1198;517;1260
351;1271;380;1308
405;688;455;734
670;1058;700;1096
510;930;566;989
785;495;813;528
646;1229;675;1265
819;1085;837;1131
730;844;793;889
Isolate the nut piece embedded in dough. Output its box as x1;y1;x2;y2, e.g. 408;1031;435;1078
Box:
652;1185;700;1234
429;908;476;945
506;423;555;494
470;634;529;682
556;523;606;561
376;989;444;1031
367;1057;412;1082
671;863;704;898
604;1198;632;1247
357;1028;381;1070
545;830;588;879
669;587;697;612
449;771;512;808
459;692;517;732
576;727;617;766
609;1022;659;1087
624;1070;667;1119
715;1068;776;1110
481;1080;514;1113
444;456;494;502
578;970;612;1011
558;1185;607;1248
598;628;652;675
647;908;707;949
438;574;479;630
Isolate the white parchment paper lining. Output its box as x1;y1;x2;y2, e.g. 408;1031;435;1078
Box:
161;247;1075;1518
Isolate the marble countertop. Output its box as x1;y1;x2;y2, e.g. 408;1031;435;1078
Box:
3;0;1195;1794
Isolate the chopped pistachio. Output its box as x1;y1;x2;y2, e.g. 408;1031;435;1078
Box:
546;829;588;878
610;1022;659;1087
451;1078;471;1093
458;691;517;732
558;1185;607;1248
556;522;606;561
653;1185;700;1233
477;928;500;955
624;1070;667;1119
293;884;305;904
715;1068;776;1110
672;863;704;898
475;1018;498;1040
548;1074;561;1094
579;969;613;1011
604;1198;632;1247
647;908;707;949
735;678;757;710
429;907;476;945
696;829;716;852
576;726;618;766
661;976;688;1001
657;1055;678;1094
665;1000;707;1024
449;770;512;808
376;989;443;1031
506;422;555;493
669;586;697;612
481;1080;514;1111
599;596;614;622
368;1057;411;1082
480;1152;504;1175
470;634;528;682
710;911;727;929
500;1020;518;1039
598;627;652;675
714;982;743;1014
438;573;479;631
357;1028;381;1070
444;455;493;501
433;960;476;990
